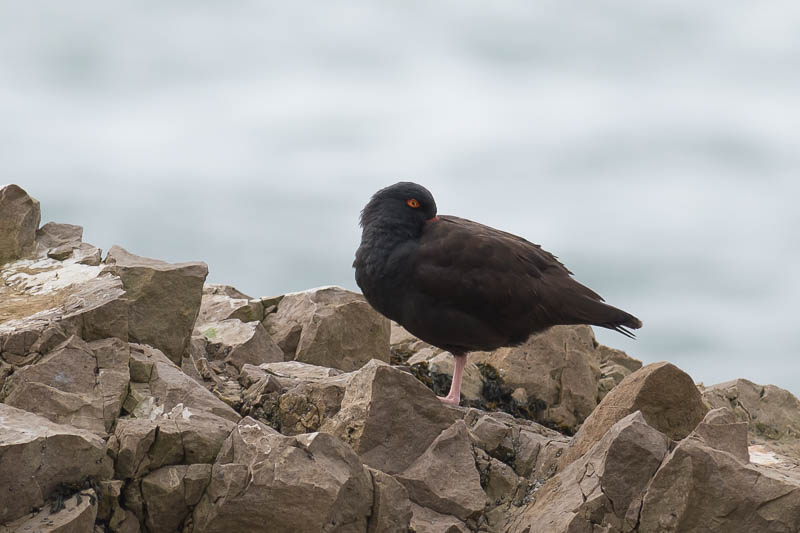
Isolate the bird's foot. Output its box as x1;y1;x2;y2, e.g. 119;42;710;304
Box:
437;395;460;406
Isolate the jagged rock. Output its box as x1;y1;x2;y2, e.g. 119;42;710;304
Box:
409;504;470;533
0;491;98;533
561;361;708;467
0;184;40;265
105;245;207;363
700;378;800;458
595;345;642;401
639;409;800;532
475;449;520;505
320;360;459;474
367;468;413;533
111;409;236;479
397;421;485;521
197;284;264;324
263;286;391;371
0;256;128;348
462;409;567;482
274;373;352;434
509;411;670;533
470;325;601;433
127;343;239;422
0;403;112;524
141;464;212;533
196;319;283;371
192;418;374;533
34;222;83;253
260;360;344;388
1;336;130;434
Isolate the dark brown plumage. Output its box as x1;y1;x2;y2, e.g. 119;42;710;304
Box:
353;182;642;404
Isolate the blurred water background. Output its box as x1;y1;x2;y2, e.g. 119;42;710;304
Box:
1;1;799;393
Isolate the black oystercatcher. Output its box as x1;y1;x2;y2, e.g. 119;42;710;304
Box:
353;182;642;406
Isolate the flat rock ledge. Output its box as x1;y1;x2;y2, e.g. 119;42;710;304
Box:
1;183;799;533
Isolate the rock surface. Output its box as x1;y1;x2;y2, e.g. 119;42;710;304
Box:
3;183;800;533
263;286;391;371
105;245;208;363
560;361;708;467
0;184;40;265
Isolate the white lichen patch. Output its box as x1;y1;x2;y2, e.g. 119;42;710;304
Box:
749;445;781;465
2;257;103;296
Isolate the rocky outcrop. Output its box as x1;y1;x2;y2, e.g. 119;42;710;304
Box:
0;184;40;265
560;361;708;467
700;378;800;458
105;245;208;364
263;286;391;371
0;403;112;524
3;183;800;533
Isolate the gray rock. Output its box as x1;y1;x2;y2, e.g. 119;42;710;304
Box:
197;284;264;324
509;411;670;533
700;378;800;458
397;421;486;521
193;418;374;533
141;464;212;533
639;409;800;532
409;504;470;533
197;319;283;371
470;325;602;433
0;184;40;265
105;245;208;363
367;468;413;533
1;336;130;434
0;491;98;533
263;286;391;371
560;361;708;468
0;403;112;524
320;360;459;474
0;259;128;349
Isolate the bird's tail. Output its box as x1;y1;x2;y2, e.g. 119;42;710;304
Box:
554;285;643;338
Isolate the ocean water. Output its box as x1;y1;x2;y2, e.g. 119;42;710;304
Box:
1;1;799;394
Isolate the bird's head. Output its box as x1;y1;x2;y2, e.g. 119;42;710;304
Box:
360;182;438;236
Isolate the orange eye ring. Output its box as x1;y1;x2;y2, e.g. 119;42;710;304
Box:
407;198;420;208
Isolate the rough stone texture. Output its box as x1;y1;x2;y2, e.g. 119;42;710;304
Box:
1;336;130;434
274;373;352;434
197;284;264;324
260;360;344;387
509;411;670;533
0;491;98;533
263;286;391;371
111;409;236;479
0;404;112;524
595;345;643;401
700;378;800;457
367;468;413;533
397;421;486;521
561;361;708;467
193;418;374;533
141;464;212;533
470;325;602;433
105;245;208;363
34;222;83;254
128;343;240;422
321;360;459;474
197;319;283;371
0;184;41;265
0;258;128;346
639;409;800;533
409;504;470;533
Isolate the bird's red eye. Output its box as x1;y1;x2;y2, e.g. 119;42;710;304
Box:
407;198;420;208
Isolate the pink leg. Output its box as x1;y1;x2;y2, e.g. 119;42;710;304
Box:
438;354;467;406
